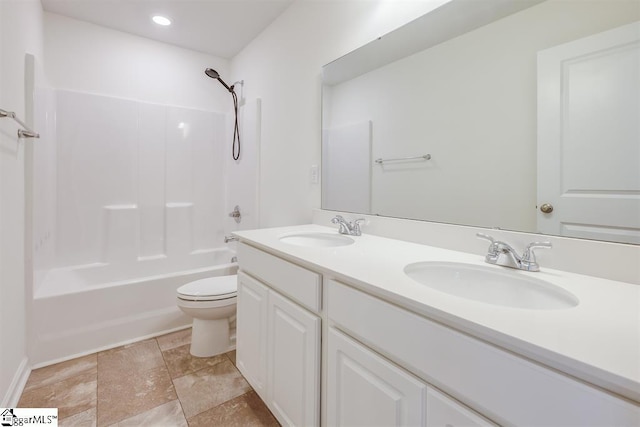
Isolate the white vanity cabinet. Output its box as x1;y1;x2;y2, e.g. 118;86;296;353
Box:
327;318;493;427
235;234;639;427
236;243;321;427
328;279;640;426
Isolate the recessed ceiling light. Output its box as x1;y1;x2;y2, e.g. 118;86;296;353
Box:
152;15;171;26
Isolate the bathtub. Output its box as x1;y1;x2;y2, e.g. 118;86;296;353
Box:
31;248;237;366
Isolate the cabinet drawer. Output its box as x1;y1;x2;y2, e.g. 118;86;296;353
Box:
238;243;321;313
328;280;640;426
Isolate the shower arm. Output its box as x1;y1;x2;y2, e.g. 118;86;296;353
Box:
219;80;234;93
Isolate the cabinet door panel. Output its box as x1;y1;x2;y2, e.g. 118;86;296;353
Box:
236;272;268;399
268;290;320;427
427;387;495;427
327;327;427;427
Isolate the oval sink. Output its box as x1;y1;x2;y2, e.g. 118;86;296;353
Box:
279;232;355;248
404;262;578;310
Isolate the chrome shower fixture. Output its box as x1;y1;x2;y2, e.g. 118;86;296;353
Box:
205;68;241;160
205;68;233;93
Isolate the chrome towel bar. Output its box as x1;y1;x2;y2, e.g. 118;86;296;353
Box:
0;108;40;138
375;154;431;164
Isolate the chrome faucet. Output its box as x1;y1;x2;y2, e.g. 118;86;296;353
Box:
224;235;239;243
477;233;551;272
331;215;365;236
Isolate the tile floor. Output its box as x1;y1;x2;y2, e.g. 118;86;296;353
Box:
18;329;280;426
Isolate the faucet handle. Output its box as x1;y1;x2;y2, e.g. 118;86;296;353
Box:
331;215;350;235
525;241;552;249
476;232;495;244
331;215;345;223
351;218;365;236
521;241;552;271
477;233;500;262
522;241;552;261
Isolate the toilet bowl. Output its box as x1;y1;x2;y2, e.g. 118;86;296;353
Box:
176;275;237;357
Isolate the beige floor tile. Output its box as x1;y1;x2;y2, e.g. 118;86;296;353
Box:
98;340;164;375
226;350;236;366
116;400;187;427
156;328;192;352
96;365;176;426
19;338;258;426
24;354;97;393
161;344;226;379
59;407;96;427
172;359;251;418
18;371;96;420
187;391;279;427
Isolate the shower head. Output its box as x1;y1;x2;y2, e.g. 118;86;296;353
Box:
205;68;219;79
205;68;233;93
205;67;241;161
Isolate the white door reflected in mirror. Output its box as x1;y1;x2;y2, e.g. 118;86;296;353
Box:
537;22;640;245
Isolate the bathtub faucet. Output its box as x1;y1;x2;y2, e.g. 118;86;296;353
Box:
224;235;239;243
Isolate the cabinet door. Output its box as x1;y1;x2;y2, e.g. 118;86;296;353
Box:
236;272;268;399
327;327;427;427
427;387;495;427
267;290;320;427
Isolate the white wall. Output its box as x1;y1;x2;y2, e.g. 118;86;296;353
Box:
0;0;44;406
323;0;639;232
231;0;449;227
223;98;262;238
44;13;230;112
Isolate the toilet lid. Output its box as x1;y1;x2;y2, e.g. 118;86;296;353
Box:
177;275;237;301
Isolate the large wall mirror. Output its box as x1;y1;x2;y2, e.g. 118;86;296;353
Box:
321;0;640;245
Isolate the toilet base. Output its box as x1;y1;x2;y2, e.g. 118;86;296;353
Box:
190;318;230;357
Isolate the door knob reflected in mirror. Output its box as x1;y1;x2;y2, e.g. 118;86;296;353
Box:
540;203;554;214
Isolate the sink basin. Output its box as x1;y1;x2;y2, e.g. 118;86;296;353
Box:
279;232;355;248
404;262;579;310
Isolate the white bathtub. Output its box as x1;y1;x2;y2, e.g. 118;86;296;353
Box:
31;248;237;366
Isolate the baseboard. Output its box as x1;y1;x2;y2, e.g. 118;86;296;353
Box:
1;356;31;407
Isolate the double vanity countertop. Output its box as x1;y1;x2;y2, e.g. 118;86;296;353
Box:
234;224;640;404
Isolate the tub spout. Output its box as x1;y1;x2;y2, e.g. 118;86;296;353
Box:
224;235;239;243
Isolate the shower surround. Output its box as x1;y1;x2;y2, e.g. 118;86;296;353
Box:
31;89;238;365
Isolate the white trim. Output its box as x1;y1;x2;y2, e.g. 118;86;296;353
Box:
1;357;30;407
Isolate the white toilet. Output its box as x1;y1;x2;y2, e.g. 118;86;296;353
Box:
176;275;237;357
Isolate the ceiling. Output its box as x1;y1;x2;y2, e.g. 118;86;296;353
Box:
40;0;294;59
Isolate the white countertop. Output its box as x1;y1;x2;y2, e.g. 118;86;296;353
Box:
234;224;640;403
